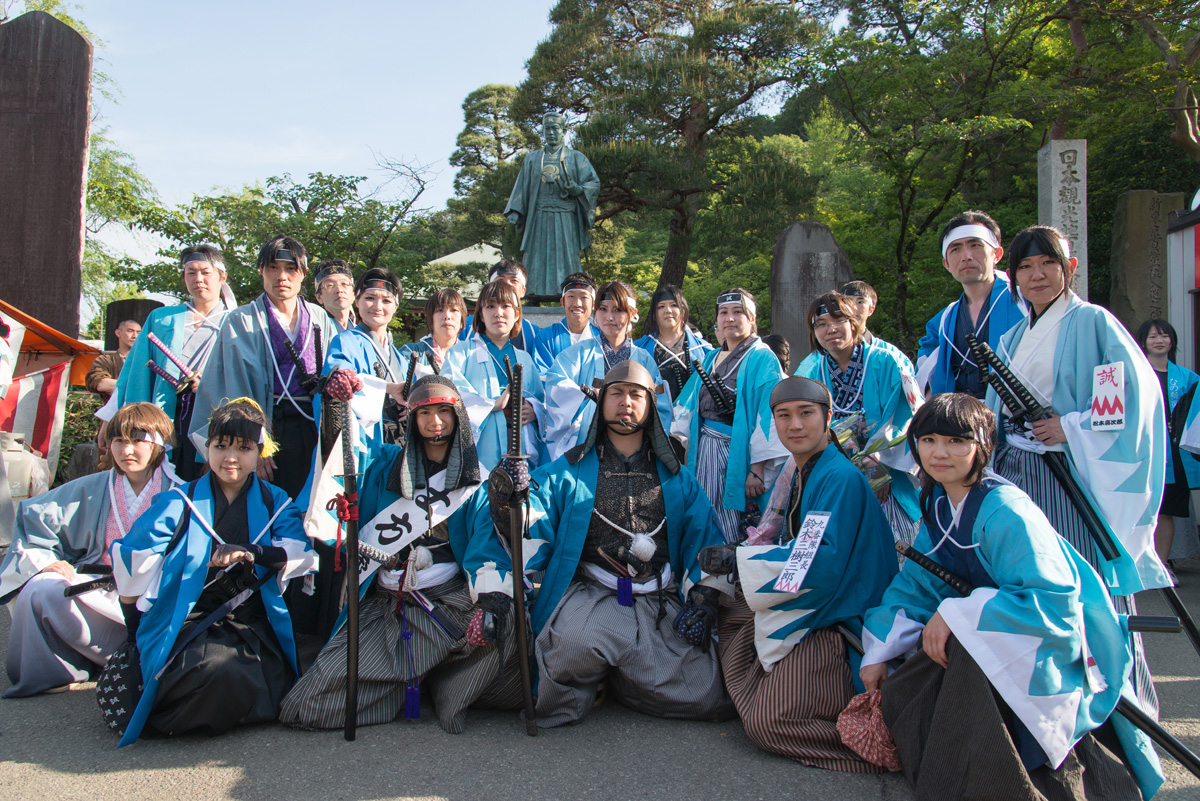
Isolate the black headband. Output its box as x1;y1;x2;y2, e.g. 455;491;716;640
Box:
911;414;981;442
717;292;743;306
315;264;353;284
358;278;400;299
814;303;831;319
561;280;594;294
273;248;297;264
842;287;865;299
770;376;832;410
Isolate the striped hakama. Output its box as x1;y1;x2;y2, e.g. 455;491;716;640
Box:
718;593;883;772
695;423;742;543
882;636;1141;801
883;493;919;547
995;445;1159;719
279;575;521;734
534;579;735;728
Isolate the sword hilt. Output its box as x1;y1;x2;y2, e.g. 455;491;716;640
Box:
401;352;419;401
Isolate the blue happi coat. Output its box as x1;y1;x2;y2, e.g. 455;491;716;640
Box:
462;448;725;637
672;338;789;513
988;292;1169;594
459;315;541;353
543;338;670;463
114;304;225;421
634;330;715;401
442;333;545;470
862;481;1162;798
1163;360;1200;488
793;339;923;521
533;319;600;372
916;272;1024;396
736;446;897;677
108;474;317;747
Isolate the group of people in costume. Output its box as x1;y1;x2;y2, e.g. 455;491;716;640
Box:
1;209;1192;800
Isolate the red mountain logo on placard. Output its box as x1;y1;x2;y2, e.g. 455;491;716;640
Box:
1092;396;1124;416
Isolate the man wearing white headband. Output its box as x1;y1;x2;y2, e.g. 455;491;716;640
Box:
672;288;789;543
532;271;601;371
916;211;1024;398
113;245;234;480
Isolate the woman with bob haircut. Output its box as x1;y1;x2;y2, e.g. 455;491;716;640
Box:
988;225;1167;718
793;291;923;546
442;280;546;470
545;279;670;462
861;393;1159;799
108;398;317;746
0;402;180;696
402;287;468;372
634;284;714;400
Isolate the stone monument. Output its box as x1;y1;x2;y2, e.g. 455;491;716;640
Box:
103;298;163;351
0;11;92;337
1109;190;1186;334
1038;139;1088;300
770;221;855;363
503;113;601;298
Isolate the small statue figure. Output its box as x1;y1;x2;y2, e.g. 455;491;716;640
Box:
504;113;601;298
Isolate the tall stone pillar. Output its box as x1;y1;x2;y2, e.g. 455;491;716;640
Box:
1038;139;1088;299
0;11;93;337
1108;190;1185;333
769;221;855;363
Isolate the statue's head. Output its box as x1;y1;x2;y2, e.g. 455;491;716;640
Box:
542;113;567;148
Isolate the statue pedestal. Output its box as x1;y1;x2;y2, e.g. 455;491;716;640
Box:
523;305;566;332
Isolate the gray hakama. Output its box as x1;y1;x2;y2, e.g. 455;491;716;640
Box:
534;579;735;727
279;574;522;734
695;424;741;543
4;574;124;696
995;444;1159;719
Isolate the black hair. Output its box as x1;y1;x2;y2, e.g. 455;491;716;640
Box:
1007;225;1072;277
640;284;690;338
840;280;877;307
1137;318;1178;364
425;288;468;330
207;399;271;453
939;210;1001;250
907;393;995;520
257;234;308;272
762;333;791;372
354;267;403;300
180;244;226;271
489;258;527;282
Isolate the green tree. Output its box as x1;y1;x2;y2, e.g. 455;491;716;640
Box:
513;0;821;291
450;85;541;197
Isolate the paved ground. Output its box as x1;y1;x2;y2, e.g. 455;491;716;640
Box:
2;564;1200;800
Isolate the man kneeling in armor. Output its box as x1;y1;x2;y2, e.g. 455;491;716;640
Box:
466;360;735;727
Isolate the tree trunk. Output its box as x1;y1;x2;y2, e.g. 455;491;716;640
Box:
659;205;697;290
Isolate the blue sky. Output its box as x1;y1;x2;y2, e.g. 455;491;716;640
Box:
76;0;557;210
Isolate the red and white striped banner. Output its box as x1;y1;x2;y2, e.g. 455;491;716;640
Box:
0;361;69;481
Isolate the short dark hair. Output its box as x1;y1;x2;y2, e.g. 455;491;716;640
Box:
489;258;527;283
640;284;690;338
472;280;524;337
907;393;996;512
425;288;468;331
257;234;308;272
353;267;402;299
1137;318;1178;363
840;280;877;308
939;210;1001;250
180;244;226;271
762;333;791;372
806;292;863;354
208;398;272;454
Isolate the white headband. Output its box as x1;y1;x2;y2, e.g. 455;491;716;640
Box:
941;224;1001;258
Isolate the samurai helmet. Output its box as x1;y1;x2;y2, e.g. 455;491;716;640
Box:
388;375;481;499
568;360;679;474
